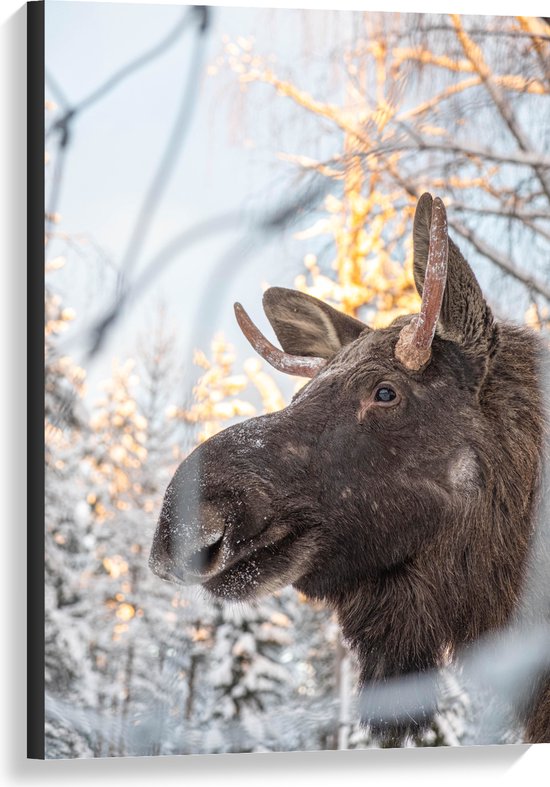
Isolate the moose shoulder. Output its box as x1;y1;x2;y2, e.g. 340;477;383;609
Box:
149;194;549;744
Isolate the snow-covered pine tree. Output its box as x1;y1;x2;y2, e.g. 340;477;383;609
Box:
80;354;174;755
195;596;294;753
76;316;220;757
44;282;96;758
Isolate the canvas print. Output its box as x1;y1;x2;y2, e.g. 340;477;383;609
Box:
32;0;550;759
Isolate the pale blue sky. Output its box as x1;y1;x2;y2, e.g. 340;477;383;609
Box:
45;1;355;399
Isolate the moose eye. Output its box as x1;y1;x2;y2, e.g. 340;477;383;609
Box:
374;385;398;404
358;382;402;420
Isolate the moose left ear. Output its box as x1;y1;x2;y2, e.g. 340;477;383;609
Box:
262;287;368;360
412;194;498;379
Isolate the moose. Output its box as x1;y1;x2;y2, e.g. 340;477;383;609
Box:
149;194;550;744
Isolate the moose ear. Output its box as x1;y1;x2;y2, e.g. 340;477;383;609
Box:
262;287;367;360
412;193;498;373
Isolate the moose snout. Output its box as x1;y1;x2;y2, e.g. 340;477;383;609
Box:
149;416;286;587
149;467;275;586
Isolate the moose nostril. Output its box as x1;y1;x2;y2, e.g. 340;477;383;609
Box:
189;532;224;575
197;501;226;545
152;492;236;582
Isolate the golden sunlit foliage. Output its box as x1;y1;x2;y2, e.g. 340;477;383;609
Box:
171;334;286;442
87;359;149;522
293;170;420;325
44;288;87;458
525;303;550;332
216;31;425;325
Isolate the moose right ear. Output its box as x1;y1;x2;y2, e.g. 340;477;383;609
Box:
262;287;368;360
412;193;498;380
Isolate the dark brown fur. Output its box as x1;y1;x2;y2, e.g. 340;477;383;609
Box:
150;195;549;744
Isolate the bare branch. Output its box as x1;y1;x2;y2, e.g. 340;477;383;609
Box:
450;218;550;301
450;14;550;204
449;201;550;223
392;46;547;95
80;173;331;360
76;8;195;115
117;7;210;284
366;132;550;170
450;202;550;243
517;16;550;89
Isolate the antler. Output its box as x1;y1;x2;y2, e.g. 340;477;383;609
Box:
394;196;448;371
234;302;327;378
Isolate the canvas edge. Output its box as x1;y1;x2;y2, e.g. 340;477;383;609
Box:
27;0;45;761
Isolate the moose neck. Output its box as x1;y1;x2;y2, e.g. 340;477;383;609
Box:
332;503;536;691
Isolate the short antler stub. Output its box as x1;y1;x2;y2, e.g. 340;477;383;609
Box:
234;302;327;378
395;196;448;371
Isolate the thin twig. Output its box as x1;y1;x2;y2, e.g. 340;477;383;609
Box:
76;9;194;115
45;69;71;109
449;201;550;223
44;9;202;243
449;203;550;243
451;14;550;204
82;174;330;359
364;132;550;170
117;6;210;289
450;218;550;301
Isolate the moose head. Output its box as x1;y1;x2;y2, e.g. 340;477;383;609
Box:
149;193;547;741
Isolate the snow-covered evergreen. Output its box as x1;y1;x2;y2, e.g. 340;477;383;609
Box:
44;287;98;756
